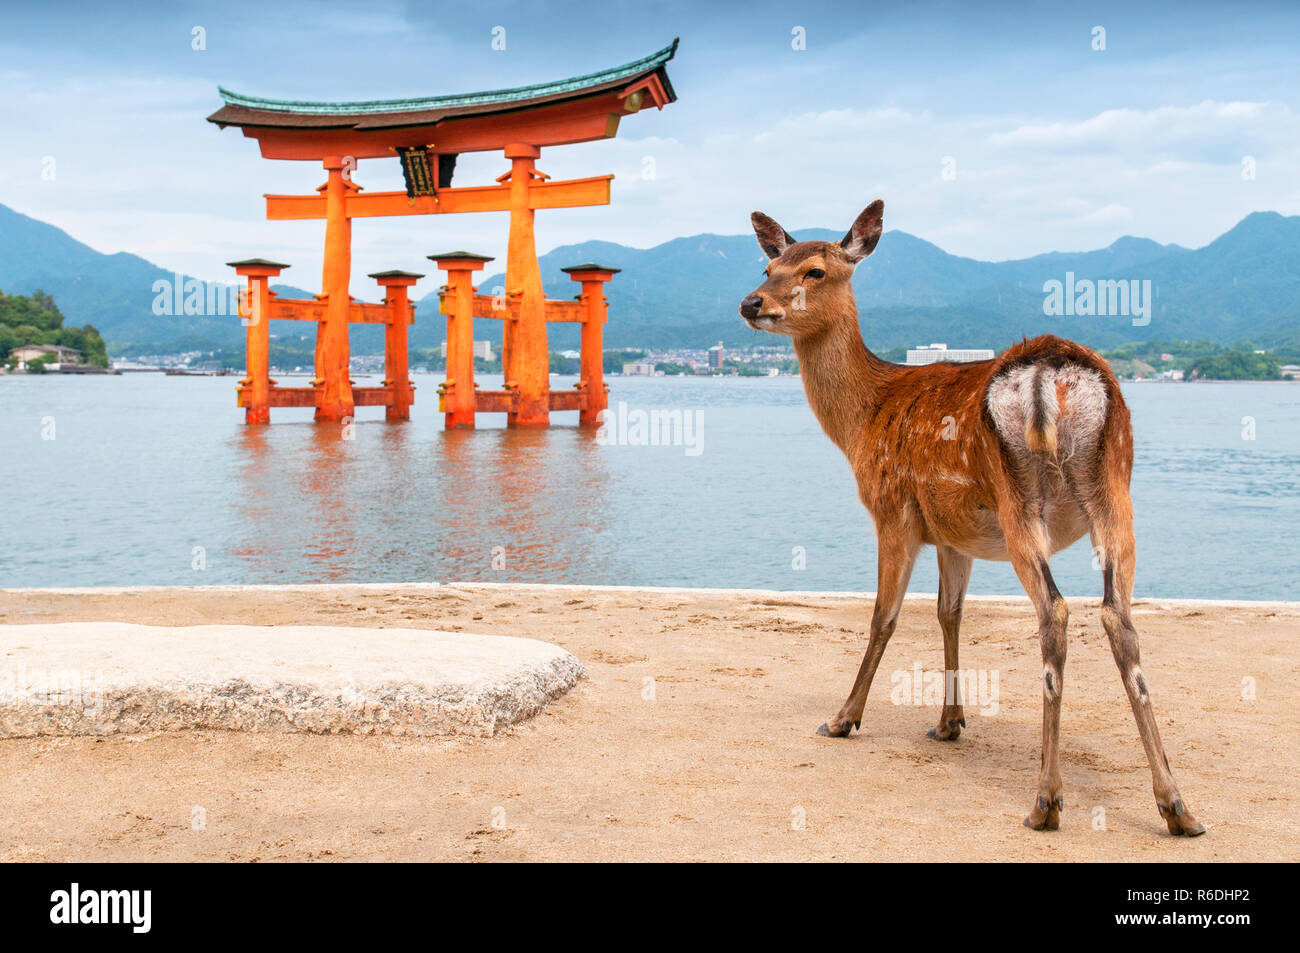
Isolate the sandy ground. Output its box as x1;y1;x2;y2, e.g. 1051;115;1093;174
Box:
1;583;1296;862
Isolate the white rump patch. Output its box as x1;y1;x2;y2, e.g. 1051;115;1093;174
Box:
986;362;1108;459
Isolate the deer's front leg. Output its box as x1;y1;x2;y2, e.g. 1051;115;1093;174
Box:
928;546;973;741
818;521;920;738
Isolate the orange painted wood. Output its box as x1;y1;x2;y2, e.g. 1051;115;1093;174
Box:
453;294;584;323
315;160;354;421
547;390;585;412
242;95;628;161
267;297;408;324
543;299;587;322
241;276;272;423
474;390;515;414
352;386;395;406
409;102;622;154
380;285;414;421
564;267;617;427
440;264;481;429
579;282;608;427
620;74;671;111
244;385;399;409
526;175;612;210
504;153;550;427
229;260;287;423
268;298;326;321
263;387;318;408
264;176;611;221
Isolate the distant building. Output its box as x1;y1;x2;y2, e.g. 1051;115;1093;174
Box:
905;342;994;365
11;344;82;368
1281;364;1300;380
441;340;493;361
707;341;724;369
622;362;657;376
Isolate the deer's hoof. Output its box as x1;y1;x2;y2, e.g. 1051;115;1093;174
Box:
817;720;854;738
1023;793;1064;831
1159;799;1207;836
927;717;965;741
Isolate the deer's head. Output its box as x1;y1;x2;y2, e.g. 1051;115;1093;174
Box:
739;200;884;338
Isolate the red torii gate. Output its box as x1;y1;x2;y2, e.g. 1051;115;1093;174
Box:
210;40;677;427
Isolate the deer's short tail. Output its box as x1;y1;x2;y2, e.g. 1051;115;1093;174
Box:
988;336;1116;470
1023;366;1059;458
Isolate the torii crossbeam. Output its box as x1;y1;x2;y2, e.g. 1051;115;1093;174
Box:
209;40;678;426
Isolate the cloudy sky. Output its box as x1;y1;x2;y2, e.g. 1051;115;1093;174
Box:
1;0;1298;290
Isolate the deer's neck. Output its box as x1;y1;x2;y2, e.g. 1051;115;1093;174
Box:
793;316;890;454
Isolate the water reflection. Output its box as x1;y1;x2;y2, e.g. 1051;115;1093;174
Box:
302;423;362;580
226;417;615;584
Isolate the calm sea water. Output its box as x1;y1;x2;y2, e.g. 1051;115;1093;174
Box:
1;372;1296;599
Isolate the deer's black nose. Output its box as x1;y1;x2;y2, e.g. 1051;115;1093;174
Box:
739;295;763;320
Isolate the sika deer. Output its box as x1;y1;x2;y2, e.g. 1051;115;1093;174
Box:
739;200;1204;835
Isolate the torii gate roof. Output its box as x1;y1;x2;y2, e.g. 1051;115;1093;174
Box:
208;39;678;159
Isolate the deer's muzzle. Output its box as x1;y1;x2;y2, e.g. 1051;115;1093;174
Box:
739;295;763;321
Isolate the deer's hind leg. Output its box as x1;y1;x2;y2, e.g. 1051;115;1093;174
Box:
996;495;1069;831
928;546;973;741
1087;493;1206;836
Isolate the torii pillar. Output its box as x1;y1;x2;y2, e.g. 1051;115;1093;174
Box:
503;144;550;428
432;252;493;429
370;270;422;421
316;155;355;421
228;257;289;425
563;264;620;427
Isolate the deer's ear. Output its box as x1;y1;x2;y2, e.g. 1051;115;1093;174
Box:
751;211;795;260
840;200;884;263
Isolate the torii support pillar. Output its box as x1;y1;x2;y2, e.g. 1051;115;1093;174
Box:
228;258;290;424
316;156;355;421
432;252;493;429
562;264;620;427
503;143;550;428
369;270;422;421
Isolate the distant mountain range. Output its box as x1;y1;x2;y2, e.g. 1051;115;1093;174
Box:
2;201;1297;356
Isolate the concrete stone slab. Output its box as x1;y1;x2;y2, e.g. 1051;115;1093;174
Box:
0;623;583;738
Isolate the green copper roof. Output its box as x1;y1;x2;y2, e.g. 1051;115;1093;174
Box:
217;39;678;116
427;251;495;262
561;263;622;274
368;269;426;279
226;258;290;269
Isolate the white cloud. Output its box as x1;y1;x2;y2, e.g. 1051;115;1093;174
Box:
987;100;1282;153
1081;203;1134;224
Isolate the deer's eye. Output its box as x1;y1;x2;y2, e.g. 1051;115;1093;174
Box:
804;267;826;280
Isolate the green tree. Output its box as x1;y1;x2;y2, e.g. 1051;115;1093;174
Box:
0;290;108;366
604;350;644;373
549;353;579;374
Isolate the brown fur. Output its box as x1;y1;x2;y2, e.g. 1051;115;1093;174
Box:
739;200;1205;835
